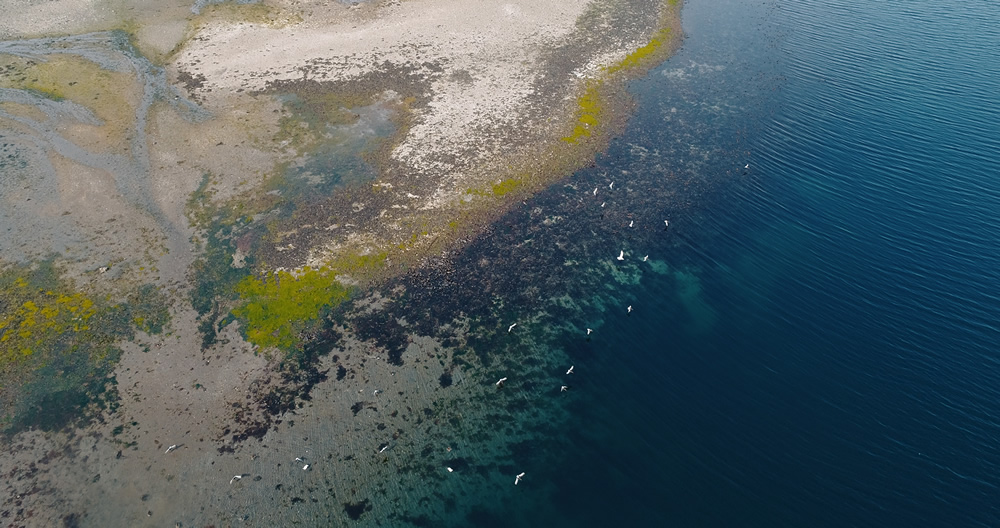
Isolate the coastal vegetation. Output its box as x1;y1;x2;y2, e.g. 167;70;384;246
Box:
0;260;169;434
563;26;675;144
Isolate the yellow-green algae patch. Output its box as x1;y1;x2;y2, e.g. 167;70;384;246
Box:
231;250;388;352
0;286;96;360
0;260;170;433
465;177;525;198
562;26;675;145
232;266;351;351
183;88;408;353
562;80;605;144
604;27;673;76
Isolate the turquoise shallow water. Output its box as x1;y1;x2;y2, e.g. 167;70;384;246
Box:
442;0;1000;525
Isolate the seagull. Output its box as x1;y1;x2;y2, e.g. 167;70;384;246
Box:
561;385;568;392
643;255;648;262
508;323;517;333
664;220;669;228
302;464;310;471
379;444;390;454
601;202;606;207
629;220;634;228
617;250;625;261
230;475;242;484
586;328;593;335
295;457;305;462
515;472;525;485
744;163;749;169
627;305;633;313
164;444;177;454
447;467;454;472
566;366;574;375
496;377;508;388
593;186;598;196
373;389;381;396
609;182;614;190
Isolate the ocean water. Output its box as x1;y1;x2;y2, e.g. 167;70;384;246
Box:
457;0;1000;526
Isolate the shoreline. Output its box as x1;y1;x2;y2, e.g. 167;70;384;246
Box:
0;0;684;524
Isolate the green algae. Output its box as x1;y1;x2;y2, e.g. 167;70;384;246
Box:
184;88;404;354
562;81;605;144
464;178;526;199
197;2;302;28
0;259;169;434
562;24;677;145
491;178;524;197
186;169;392;354
604;27;673;76
232;266;351;351
230;250;388;353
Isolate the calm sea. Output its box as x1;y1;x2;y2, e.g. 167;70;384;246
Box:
476;0;1000;526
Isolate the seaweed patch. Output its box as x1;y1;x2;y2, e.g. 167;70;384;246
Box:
0;259;169;434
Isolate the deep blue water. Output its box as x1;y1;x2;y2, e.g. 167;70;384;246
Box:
500;0;1000;526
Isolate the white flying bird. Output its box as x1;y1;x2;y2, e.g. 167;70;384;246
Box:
609;182;615;190
627;305;633;313
664;220;669;228
629;220;634;228
496;377;508;387
515;472;526;485
586;328;593;335
508;323;517;333
643;255;649;262
617;250;625;261
566;366;574;375
230;475;242;484
164;444;177;454
593;186;598;196
561;385;568;392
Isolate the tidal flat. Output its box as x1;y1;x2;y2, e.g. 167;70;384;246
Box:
0;0;681;524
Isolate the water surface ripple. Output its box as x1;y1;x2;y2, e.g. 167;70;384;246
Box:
508;0;1000;525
